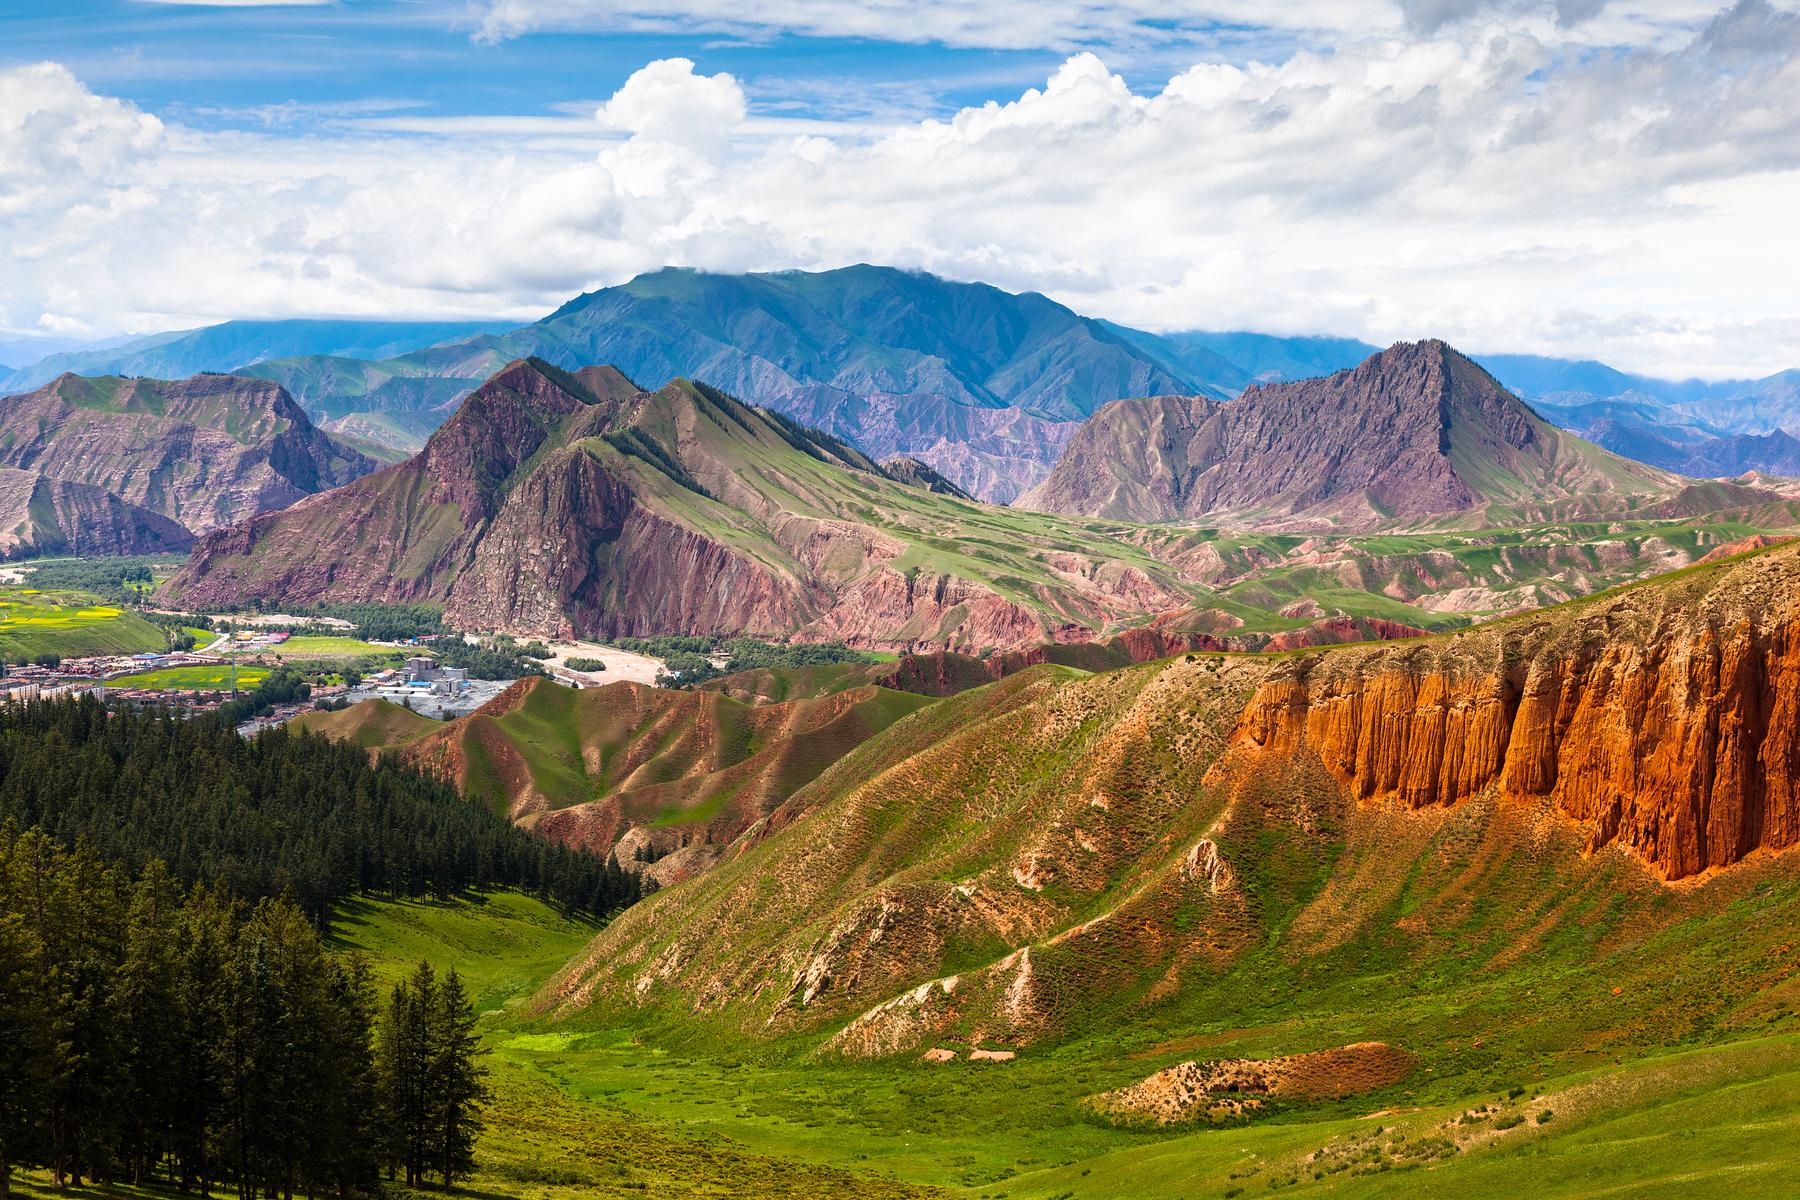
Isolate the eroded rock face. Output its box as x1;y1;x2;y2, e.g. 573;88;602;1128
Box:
1226;547;1800;878
0;468;194;559
1089;1043;1416;1125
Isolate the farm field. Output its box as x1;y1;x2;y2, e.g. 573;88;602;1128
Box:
267;634;401;660
0;587;168;660
106;663;270;690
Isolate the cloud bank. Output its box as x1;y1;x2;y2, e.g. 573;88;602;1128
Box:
3;1;1798;377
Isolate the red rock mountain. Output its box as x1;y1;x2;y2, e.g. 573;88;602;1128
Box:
0;372;375;535
1018;340;1749;529
163;359;1196;651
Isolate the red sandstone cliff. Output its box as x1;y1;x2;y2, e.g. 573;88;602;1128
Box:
1223;544;1800;878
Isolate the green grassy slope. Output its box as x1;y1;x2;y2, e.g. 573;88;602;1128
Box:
291;696;440;748
17;866;1800;1200
328;890;600;1012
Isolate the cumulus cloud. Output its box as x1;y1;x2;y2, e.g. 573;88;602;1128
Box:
596;57;746;153
3;3;1800;377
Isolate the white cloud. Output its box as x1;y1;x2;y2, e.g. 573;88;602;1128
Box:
472;0;1402;51
3;4;1800;378
467;0;1759;50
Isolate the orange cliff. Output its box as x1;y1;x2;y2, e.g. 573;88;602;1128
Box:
1221;545;1800;879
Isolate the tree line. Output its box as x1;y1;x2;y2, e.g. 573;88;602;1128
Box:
0;696;639;925
0;827;488;1198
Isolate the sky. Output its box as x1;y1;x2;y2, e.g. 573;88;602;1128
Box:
2;0;1798;378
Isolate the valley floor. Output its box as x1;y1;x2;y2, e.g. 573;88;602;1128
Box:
17;889;1798;1200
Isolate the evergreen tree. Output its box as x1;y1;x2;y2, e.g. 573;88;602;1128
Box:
115;861;185;1186
0;906;48;1200
376;961;438;1188
0;696;638;924
429;969;489;1187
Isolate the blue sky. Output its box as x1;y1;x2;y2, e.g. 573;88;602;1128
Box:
2;0;1228;128
2;1;1798;377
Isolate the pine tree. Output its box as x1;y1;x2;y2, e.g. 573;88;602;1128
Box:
314;953;381;1199
0;909;48;1200
429;969;490;1187
376;961;438;1187
170;883;237;1195
115;861;184;1186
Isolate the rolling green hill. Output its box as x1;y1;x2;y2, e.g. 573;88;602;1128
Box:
304;674;938;886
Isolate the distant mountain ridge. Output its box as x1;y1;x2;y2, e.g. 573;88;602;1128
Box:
0;318;515;394
11;268;1798;499
1534;393;1800;479
227;270;1798;495
239;266;1211;502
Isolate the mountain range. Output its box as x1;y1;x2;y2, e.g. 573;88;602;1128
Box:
0;371;374;556
234;266;1213;502
8;268;1798;501
164;342;1800;652
162;358;1202;649
0;318;512;395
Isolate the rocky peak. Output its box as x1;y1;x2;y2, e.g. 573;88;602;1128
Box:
1023;339;1674;528
418;358;608;523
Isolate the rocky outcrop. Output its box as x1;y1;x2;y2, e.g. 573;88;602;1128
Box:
1020;341;1744;529
879;456;975;500
1224;543;1800;878
1088;1043;1415;1124
0;372;374;534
